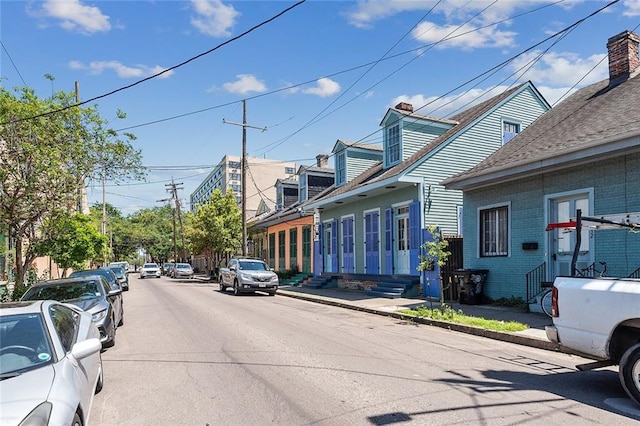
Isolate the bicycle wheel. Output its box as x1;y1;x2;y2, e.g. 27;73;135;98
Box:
541;289;553;317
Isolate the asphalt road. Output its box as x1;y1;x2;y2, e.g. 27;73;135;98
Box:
90;274;640;425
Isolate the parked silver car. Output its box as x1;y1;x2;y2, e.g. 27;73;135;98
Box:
140;262;161;279
0;300;103;426
171;263;194;279
21;275;124;347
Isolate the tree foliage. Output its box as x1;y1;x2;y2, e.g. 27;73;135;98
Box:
0;83;145;287
185;189;242;274
129;205;175;263
37;212;107;276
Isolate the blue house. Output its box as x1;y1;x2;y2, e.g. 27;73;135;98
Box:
304;82;550;298
442;30;640;307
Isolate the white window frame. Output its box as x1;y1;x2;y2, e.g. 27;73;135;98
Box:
385;124;400;166
477;202;511;257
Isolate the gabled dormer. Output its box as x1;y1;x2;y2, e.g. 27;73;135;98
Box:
331;140;383;187
274;176;299;211
380;102;457;169
298;154;334;203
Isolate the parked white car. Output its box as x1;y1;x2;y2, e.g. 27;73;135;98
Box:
0;300;103;426
171;263;194;279
140;263;161;279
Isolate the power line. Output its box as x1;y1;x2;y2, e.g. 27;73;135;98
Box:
1;40;27;86
2;0;306;125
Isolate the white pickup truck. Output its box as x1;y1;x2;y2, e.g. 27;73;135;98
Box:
545;276;640;405
545;211;640;406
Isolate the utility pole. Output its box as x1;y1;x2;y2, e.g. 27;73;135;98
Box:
165;179;186;262
158;197;177;269
222;100;266;256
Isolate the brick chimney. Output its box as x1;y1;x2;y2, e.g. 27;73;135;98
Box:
395;102;413;112
316;154;329;168
607;30;640;87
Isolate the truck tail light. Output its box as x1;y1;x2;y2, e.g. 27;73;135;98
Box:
551;286;559;317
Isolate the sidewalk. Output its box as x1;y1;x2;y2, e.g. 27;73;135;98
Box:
195;275;579;355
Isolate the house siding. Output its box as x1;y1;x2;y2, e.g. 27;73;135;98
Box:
462;153;640;301
402;122;448;160
409;86;549;235
318;186;418;274
347;151;382;182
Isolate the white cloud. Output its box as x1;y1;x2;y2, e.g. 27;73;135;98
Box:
412;21;516;50
69;60;174;79
190;0;239;37
623;0;640;16
302;78;341;97
391;85;514;118
222;74;267;94
509;50;608;87
40;0;111;34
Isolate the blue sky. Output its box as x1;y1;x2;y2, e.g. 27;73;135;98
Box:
2;0;639;215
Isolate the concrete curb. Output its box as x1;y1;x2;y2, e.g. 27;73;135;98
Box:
276;289;592;357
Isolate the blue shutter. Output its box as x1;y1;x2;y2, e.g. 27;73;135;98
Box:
365;212;380;274
342;217;355;273
385;208;393;274
409;201;420;274
313;223;323;276
331;219;339;273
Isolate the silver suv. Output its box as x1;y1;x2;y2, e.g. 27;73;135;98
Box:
219;258;279;296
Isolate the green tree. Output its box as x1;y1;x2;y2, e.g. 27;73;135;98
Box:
129;205;174;263
0;83;145;287
37;212;108;277
185;189;242;275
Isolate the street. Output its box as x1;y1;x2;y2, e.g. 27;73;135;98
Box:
90;274;640;425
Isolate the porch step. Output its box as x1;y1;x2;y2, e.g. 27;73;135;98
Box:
280;273;313;286
365;281;419;298
303;276;335;289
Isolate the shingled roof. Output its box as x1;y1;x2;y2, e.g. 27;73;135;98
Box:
443;31;640;191
307;82;534;205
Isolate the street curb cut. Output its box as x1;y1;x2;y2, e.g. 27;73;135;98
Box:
277;290;590;357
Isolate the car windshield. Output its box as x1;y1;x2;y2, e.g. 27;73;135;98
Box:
177;264;191;269
238;261;268;271
144;264;157;268
23;280;102;302
108;267;125;277
0;313;54;376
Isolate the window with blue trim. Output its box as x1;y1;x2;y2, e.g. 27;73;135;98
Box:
386;124;400;165
298;173;307;203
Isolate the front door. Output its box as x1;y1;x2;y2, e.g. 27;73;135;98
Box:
324;221;334;273
549;194;592;277
395;206;410;274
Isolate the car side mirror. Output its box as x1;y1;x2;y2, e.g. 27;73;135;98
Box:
229;266;237;271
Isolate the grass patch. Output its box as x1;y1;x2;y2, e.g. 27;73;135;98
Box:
398;304;528;332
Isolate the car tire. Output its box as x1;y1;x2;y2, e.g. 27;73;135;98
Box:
619;342;640;406
95;362;104;394
72;411;82;426
118;313;124;327
220;282;226;292
233;281;240;296
105;321;116;348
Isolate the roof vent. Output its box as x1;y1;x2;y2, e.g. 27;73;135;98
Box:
395;102;413;112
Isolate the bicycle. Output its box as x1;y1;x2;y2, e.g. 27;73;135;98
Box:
575;261;608;278
541;261;608;317
540;281;554;318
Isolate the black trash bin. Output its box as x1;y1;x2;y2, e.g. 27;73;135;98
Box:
453;269;488;305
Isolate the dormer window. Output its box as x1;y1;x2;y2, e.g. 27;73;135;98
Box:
385;124;400;165
276;186;283;210
299;172;307;203
503;121;520;144
336;152;346;186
